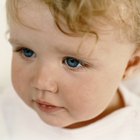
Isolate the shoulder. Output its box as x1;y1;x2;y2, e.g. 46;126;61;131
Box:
119;84;140;123
0;86;15;140
119;84;140;122
119;83;140;107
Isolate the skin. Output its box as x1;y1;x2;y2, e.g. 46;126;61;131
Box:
8;0;138;128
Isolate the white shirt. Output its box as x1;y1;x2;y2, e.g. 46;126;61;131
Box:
0;84;140;140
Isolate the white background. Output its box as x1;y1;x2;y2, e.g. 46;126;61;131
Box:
0;0;12;92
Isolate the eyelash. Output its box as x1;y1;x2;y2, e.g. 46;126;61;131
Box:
62;56;89;71
14;47;36;60
13;47;89;70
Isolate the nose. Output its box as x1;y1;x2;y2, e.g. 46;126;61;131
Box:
32;64;58;93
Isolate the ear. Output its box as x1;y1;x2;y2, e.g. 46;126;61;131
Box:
123;47;140;80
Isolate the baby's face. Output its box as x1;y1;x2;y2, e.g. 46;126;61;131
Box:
9;0;135;128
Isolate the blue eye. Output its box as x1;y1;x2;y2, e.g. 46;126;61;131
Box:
22;48;35;58
63;57;83;69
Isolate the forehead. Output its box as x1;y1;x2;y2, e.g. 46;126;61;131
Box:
16;0;54;30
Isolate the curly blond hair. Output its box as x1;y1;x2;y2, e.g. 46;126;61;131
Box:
6;0;140;44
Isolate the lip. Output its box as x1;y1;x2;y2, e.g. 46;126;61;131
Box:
34;99;64;113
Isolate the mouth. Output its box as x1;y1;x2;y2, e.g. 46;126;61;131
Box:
33;99;64;113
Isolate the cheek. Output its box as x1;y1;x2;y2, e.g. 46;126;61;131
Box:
12;58;21;90
12;56;30;87
60;67;123;121
60;77;112;120
12;58;29;102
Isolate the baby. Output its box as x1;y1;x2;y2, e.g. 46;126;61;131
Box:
1;0;140;139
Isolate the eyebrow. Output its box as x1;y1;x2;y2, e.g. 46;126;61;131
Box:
8;38;31;48
55;45;96;62
9;38;22;44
